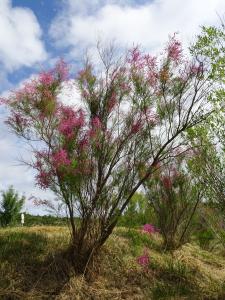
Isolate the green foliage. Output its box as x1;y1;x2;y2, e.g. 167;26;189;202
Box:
0;186;25;227
187;21;225;249
151;258;194;299
198;206;225;250
118;193;155;227
192;25;225;82
145;158;201;250
15;213;68;226
195;228;215;250
116;227;159;255
187;117;225;212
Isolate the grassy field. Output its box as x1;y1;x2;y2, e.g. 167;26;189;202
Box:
1;226;225;299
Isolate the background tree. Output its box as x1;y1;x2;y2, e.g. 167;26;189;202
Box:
118;192;155;227
0;186;25;227
144;157;202;250
187;22;225;249
3;36;214;273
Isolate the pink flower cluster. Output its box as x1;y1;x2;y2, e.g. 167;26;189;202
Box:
137;248;150;267
39;71;54;86
78;135;89;150
108;92;117;112
39;59;69;86
131;118;143;134
33;198;51;207
36;170;51;189
55;59;69;81
34;151;51;189
52;149;71;169
58;107;85;139
142;223;157;234
190;63;204;76
128;46;160;90
12;81;37;103
128;46;143;65
167;35;182;63
161;175;173;189
161;166;179;189
22;81;37;95
128;47;157;72
144;55;158;87
144;108;160;126
88;116;102;139
91;116;102;129
7;112;29;128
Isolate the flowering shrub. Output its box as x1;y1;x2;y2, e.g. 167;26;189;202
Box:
142;223;157;234
137;248;150;267
144;158;202;250
2;36;213;273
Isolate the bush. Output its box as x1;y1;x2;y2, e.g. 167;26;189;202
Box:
144;158;202;250
0;186;25;227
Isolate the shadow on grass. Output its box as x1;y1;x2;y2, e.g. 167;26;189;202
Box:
0;230;72;299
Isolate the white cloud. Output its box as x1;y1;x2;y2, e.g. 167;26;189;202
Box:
0;0;47;72
50;0;225;57
58;80;82;107
0;112;55;215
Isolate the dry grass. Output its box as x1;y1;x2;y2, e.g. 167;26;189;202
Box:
1;226;225;299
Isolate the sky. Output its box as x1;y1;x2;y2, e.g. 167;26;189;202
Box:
0;0;224;215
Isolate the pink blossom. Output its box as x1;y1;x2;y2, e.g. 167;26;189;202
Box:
55;59;69;81
59;107;85;138
190;64;204;76
170;166;179;179
162;176;172;189
74;159;93;176
91;116;102;129
129;46;141;63
0;97;7;105
7;112;29;128
33;198;50;207
144;55;158;87
131;119;142;134
137;249;150;267
52;149;71;169
81;90;89;98
42;89;53;99
142;224;157;234
128;46;145;69
78;68;87;78
23;81;37;95
167;36;182;63
34;159;43;170
108;92;117;112
120;82;131;94
79;136;89;149
39;71;54;85
88;128;96;139
147;72;158;87
144;108;159;125
144;54;157;69
35;170;51;189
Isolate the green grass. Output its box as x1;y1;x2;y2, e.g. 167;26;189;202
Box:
1;226;225;299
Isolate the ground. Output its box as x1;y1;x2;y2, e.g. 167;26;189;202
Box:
0;226;225;299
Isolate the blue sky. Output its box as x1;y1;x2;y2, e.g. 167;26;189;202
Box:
0;0;224;215
2;1;61;88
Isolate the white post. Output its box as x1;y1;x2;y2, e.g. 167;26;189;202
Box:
21;213;24;226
